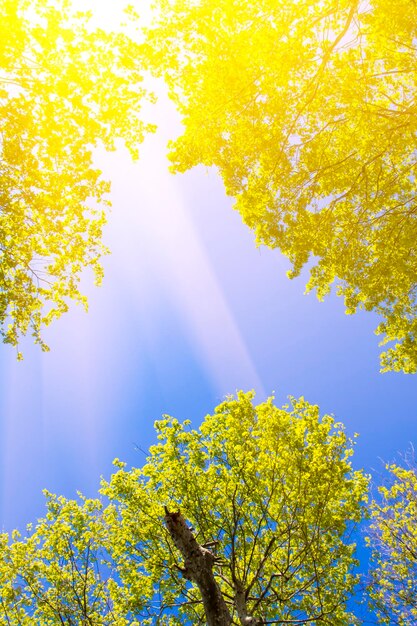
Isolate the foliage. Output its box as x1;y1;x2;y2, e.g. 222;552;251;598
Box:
0;0;150;355
367;457;417;624
0;496;136;625
144;0;417;373
0;392;368;624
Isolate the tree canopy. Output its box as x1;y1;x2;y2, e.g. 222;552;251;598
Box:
0;392;368;624
367;457;417;624
0;0;150;355
145;0;417;373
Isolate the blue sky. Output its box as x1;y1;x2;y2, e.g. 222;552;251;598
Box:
0;81;416;555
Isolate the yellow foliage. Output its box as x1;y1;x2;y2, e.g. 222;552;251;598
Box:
145;0;417;373
0;0;151;352
368;460;417;623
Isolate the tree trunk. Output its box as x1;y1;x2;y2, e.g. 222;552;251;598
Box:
234;581;263;625
164;507;232;626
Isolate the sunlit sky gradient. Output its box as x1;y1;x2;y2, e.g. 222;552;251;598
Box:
0;2;416;554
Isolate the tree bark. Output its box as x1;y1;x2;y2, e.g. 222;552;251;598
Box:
164;507;232;626
234;581;262;625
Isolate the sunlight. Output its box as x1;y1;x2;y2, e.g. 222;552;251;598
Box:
69;0;152;29
98;88;265;395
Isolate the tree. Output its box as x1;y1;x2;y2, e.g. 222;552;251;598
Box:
0;392;368;624
144;0;417;373
0;0;151;355
367;456;417;624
